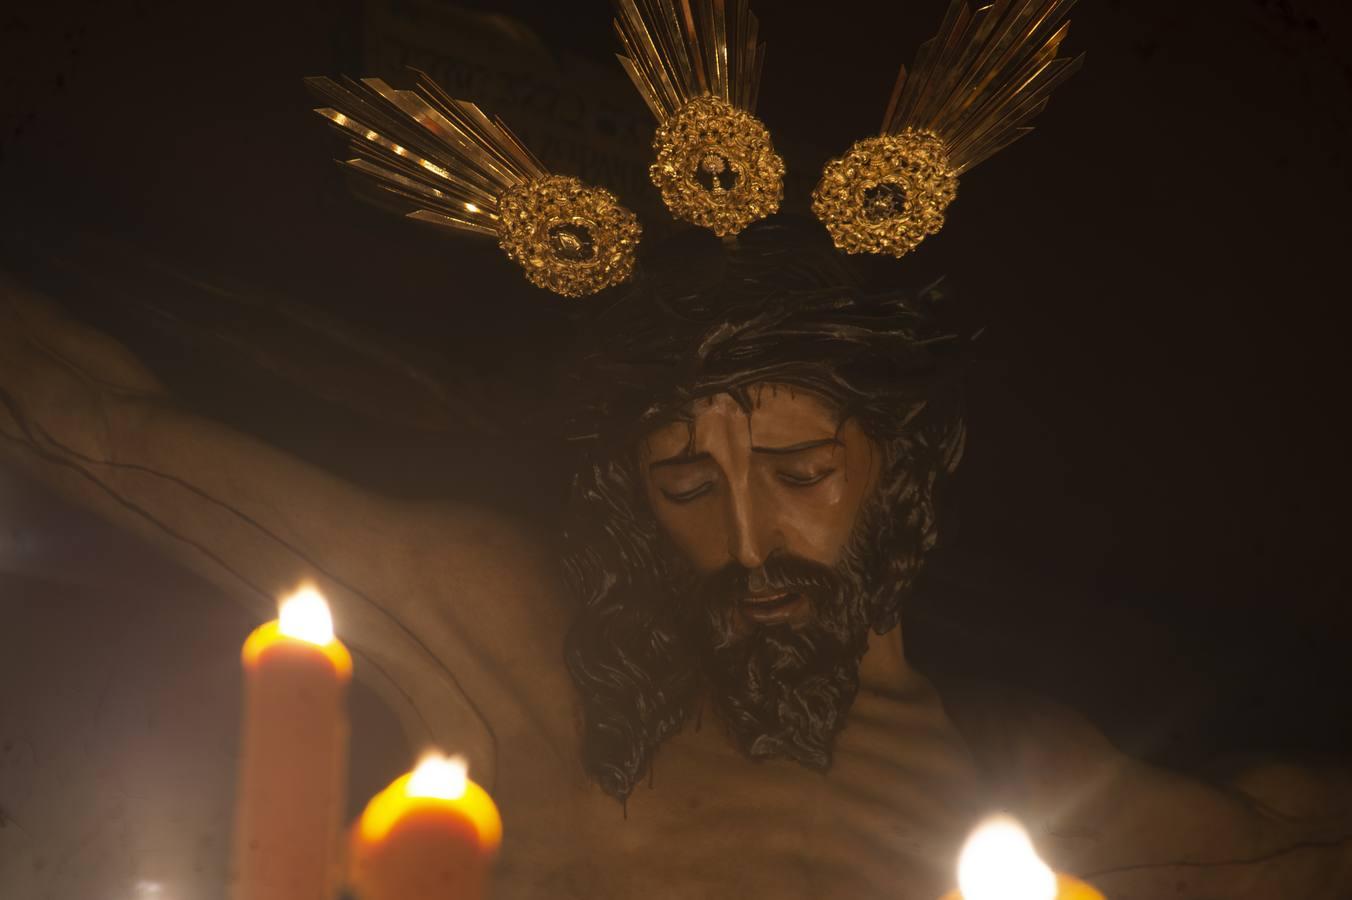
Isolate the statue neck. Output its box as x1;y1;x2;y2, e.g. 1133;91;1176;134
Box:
858;626;912;693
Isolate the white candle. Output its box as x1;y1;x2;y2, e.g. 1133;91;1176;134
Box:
231;585;352;900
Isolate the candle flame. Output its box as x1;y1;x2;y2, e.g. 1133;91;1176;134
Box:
957;815;1058;900
278;586;334;646
355;751;501;851
407;752;469;800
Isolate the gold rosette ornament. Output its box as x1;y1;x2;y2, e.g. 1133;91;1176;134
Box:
614;0;784;237
307;72;640;297
813;0;1084;257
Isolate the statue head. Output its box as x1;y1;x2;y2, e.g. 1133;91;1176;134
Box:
559;217;965;801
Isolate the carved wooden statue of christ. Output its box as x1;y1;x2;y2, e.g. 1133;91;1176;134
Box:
4;219;1351;897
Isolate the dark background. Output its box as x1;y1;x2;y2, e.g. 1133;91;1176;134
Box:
2;0;1350;772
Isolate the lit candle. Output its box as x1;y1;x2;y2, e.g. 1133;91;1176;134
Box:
348;752;503;900
940;815;1106;900
231;586;352;900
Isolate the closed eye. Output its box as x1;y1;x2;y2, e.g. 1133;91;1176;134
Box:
660;481;715;503
777;468;835;487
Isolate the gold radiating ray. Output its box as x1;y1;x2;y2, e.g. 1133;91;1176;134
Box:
812;0;1081;257
305;74;549;238
307;72;642;297
613;0;765;122
613;0;782;235
883;0;1083;174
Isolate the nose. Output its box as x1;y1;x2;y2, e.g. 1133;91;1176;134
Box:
725;479;780;570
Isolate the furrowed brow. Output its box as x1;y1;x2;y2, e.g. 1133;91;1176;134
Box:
649;450;715;469
750;438;842;455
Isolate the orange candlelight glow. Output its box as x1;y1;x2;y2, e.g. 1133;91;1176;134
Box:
939;816;1106;900
231;585;352;900
349;752;502;900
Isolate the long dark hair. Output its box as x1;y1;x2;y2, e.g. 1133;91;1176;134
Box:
558;217;966;801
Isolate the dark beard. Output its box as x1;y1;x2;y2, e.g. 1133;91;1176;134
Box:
564;457;930;801
666;524;884;770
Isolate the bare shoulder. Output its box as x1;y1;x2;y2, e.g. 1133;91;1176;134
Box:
941;683;1352;897
939;684;1118;781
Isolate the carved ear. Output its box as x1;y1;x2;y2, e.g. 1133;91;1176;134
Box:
613;0;784;236
308;72;641;298
812;0;1083;258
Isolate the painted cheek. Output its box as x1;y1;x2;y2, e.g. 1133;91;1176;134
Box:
815;475;848;507
770;482;851;563
662;499;734;574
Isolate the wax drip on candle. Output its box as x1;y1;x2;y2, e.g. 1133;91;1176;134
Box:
957;815;1058;900
278;586;335;645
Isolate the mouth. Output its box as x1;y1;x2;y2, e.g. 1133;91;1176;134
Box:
736;591;810;626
